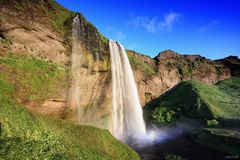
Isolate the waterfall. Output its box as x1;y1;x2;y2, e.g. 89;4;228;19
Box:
67;15;83;119
67;16;173;146
109;40;146;142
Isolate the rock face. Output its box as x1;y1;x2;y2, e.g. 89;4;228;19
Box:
0;0;237;125
0;0;70;63
216;56;240;77
0;0;112;129
0;0;109;64
129;50;231;105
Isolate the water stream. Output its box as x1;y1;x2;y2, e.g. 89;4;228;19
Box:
109;40;146;142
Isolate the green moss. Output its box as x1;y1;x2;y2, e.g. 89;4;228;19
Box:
144;78;240;156
0;52;139;159
151;106;178;123
195;130;240;156
44;0;74;37
0;37;12;45
206;119;220;127
0;53;68;104
145;78;240;123
126;51;156;76
0;77;139;159
42;0;109;59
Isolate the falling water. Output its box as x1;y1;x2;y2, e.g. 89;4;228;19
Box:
67;16;179;145
67;15;83;119
109;40;146;142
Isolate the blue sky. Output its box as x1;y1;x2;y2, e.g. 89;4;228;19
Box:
56;0;240;59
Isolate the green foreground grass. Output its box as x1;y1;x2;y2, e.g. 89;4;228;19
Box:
0;54;139;160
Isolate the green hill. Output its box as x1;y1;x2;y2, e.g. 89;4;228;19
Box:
144;78;240;156
0;54;139;160
144;78;240;124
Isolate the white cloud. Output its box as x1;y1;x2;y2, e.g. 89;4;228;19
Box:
116;30;127;41
161;12;181;31
130;16;159;33
199;20;219;33
106;26;127;42
128;12;182;33
127;42;137;50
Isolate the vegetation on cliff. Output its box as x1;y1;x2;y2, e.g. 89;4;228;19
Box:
0;53;68;105
144;78;240;156
144;78;240;123
216;56;240;77
127;50;156;76
0;0;110;69
0;54;140;160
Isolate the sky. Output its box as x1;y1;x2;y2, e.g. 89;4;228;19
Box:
56;0;240;59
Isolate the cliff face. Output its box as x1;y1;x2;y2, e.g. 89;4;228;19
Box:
0;0;112;129
0;0;109;64
0;0;237;125
216;56;240;77
129;50;231;105
0;0;70;63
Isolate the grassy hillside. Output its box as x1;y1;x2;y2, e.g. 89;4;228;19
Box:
144;78;240;156
144;78;240;124
0;53;68;105
0;53;139;160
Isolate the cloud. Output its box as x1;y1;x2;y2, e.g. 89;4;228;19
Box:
116;30;127;41
130;16;159;33
199;20;219;33
106;26;127;42
128;12;182;33
162;12;181;31
127;42;137;50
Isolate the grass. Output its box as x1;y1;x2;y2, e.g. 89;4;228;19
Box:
176;60;197;78
126;51;156;76
46;0;110;59
195;130;240;156
0;37;12;45
0;53;68;104
45;0;75;37
46;0;110;68
144;78;240;156
144;78;240;123
0;80;139;160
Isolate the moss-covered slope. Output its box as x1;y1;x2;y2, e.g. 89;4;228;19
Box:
0;54;139;160
144;78;240;156
144;78;240;123
0;53;68;105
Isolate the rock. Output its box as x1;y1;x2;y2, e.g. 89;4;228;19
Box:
129;50;231;105
216;56;240;77
39;99;66;118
